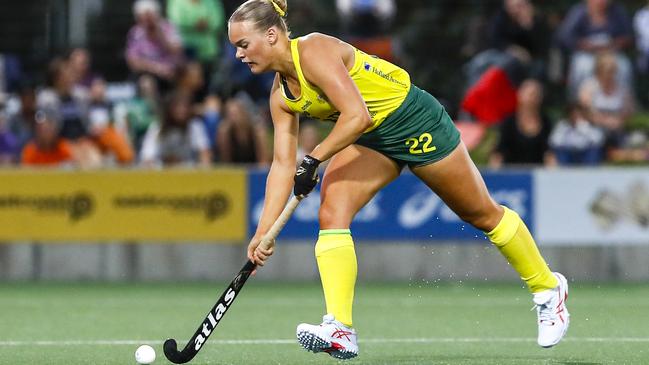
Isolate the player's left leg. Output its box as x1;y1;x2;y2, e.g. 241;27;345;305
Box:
411;141;569;348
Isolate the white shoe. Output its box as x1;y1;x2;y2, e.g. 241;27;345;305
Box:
533;272;570;348
296;314;358;360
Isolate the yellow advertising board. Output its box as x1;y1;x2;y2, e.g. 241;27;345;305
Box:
0;169;247;241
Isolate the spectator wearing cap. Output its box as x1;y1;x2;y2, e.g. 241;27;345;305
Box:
126;0;183;90
21;108;74;166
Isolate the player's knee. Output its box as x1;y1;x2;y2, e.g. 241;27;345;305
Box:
319;202;350;228
457;204;503;232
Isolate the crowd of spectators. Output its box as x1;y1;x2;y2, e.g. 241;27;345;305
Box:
462;0;649;166
0;0;276;169
0;0;648;170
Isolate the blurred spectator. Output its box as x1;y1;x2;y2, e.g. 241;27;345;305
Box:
556;0;633;99
0;53;23;96
461;49;529;125
488;0;550;79
21;108;74;166
217;95;270;166
489;79;554;168
38;58;102;168
578;51;634;144
67;47;100;100
140;91;211;167
549;103;606;165
7;84;37;160
634;1;649;107
202;94;222;157
336;0;395;38
167;0;225;94
0;101;19;165
123;74;161;153
578;51;644;162
39;58;88;140
175;61;206;107
126;0;183;90
212;42;274;103
296;120;320;163
87;78;135;165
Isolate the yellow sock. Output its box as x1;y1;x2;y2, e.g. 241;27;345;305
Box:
486;206;558;293
315;229;357;327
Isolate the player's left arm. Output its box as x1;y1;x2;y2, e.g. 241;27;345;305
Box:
298;35;373;162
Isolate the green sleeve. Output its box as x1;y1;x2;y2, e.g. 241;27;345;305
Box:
167;0;194;28
206;0;225;33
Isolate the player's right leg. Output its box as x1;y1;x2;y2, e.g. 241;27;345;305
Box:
296;144;401;359
411;141;569;347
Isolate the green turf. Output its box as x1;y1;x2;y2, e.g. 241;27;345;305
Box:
0;281;647;364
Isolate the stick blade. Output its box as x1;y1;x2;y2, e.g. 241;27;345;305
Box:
164;338;195;364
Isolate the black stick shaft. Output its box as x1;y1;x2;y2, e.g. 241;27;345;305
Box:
163;196;301;364
163;260;256;364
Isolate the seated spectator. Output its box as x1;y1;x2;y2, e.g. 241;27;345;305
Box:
556;0;633;99
21;108;74;167
123;74;161;153
216;95;270;166
489;79;555;167
8;83;38;156
201;94;222;157
126;0;183;90
488;0;550;79
67;47;101;101
549;103;606;165
87;78;135;165
0;102;18;165
634;1;649;106
578;51;634;147
461;49;529;126
175;61;206;108
167;0;225;95
578;52;646;163
139;91;211;167
38;58;102;168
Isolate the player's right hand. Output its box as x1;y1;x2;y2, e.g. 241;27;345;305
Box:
247;235;275;272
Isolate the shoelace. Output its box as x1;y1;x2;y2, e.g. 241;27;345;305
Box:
531;302;556;324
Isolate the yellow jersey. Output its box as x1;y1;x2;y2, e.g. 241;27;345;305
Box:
279;37;411;132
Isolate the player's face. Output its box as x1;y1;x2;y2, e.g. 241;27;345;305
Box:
228;21;273;74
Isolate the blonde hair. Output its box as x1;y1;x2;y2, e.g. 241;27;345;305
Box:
229;0;290;34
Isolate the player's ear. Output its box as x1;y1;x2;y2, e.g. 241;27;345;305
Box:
266;27;278;45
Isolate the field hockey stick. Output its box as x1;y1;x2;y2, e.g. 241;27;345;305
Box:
163;196;303;364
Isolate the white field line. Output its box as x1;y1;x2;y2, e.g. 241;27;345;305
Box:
1;337;649;346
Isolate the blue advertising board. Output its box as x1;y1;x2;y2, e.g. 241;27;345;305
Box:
248;170;533;241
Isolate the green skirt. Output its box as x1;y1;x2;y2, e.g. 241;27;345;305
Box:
356;85;461;168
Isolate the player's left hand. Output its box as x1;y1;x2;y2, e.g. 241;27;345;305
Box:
294;155;321;197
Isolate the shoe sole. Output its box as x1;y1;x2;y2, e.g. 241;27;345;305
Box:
296;329;358;360
541;272;570;348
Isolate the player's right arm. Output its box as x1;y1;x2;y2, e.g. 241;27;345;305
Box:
248;75;299;266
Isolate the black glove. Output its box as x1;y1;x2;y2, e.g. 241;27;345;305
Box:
294;155;321;197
